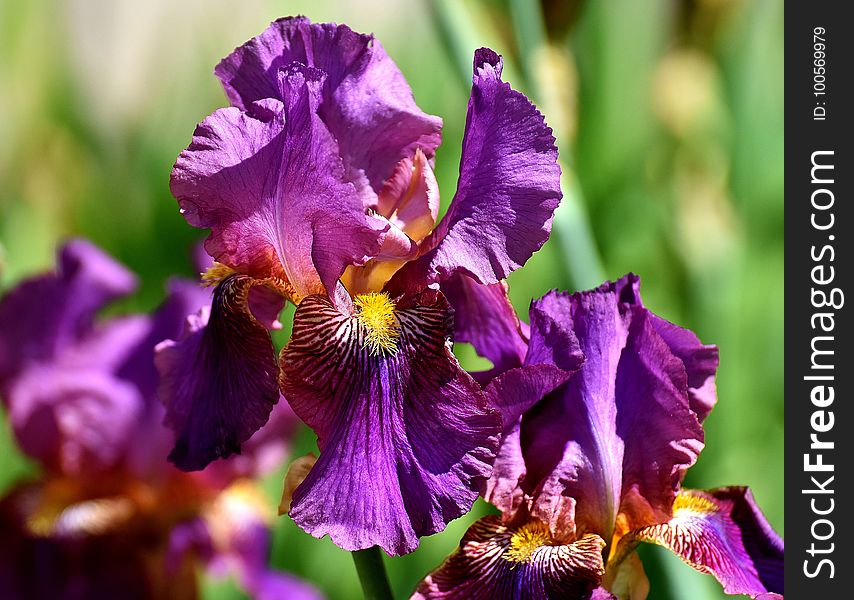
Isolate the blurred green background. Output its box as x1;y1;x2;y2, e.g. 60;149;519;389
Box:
0;0;782;598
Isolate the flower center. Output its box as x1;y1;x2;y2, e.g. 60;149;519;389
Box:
354;292;400;355
504;520;552;564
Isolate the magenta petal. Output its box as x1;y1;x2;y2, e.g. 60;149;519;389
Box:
156;275;280;471
215;17;442;196
170;64;385;298
631;488;783;597
390;48;561;292
413;516;605;599
281;291;501;555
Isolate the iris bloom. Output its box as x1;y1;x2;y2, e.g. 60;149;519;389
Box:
415;275;784;599
162;17;562;555
0;240;319;600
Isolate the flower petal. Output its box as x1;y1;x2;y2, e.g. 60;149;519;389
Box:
440;276;528;378
156;275;280;471
170;63;385;299
483;291;585;517
215;17;442;196
628;488;783;597
514;277;704;541
0;239;137;387
389;48;561;292
280;290;501;555
413;516;605;599
614;275;719;422
376;148;440;242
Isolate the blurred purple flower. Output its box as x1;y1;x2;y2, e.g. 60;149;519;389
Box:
162;17;562;555
0;240;320;600
415;275;783;599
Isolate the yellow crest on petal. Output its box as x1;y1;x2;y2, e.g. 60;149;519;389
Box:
504;520;553;564
354;292;400;355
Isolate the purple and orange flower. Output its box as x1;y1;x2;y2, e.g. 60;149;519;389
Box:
414;275;784;599
0;240;320;600
161;17;562;555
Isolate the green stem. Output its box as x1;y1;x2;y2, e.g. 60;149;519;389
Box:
352;546;394;600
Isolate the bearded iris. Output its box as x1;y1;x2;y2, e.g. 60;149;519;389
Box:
0;240;319;600
161;17;562;555
415;275;784;599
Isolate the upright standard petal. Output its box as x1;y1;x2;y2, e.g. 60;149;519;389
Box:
280;290;501;555
626;488;783;598
156;275;280;471
215;17;442;196
514;278;704;541
414;516;606;600
389;49;561;292
170;64;385;299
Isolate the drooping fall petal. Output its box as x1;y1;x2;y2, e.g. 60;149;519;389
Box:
627;488;783;598
413;516;606;600
280;290;501;555
156;275;280;471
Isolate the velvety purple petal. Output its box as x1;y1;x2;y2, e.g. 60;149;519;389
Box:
389;49;561;292
281;290;501;555
629;488;783;597
0;239;136;387
440;276;528;377
215;17;442;196
156;275;280;471
170;63;385;299
517;278;703;541
413;516;605;599
200;399;300;486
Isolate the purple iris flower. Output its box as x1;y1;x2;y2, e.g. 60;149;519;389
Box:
162;17;562;555
0;240;320;600
414;275;783;600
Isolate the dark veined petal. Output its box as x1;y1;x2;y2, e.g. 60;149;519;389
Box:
440;275;528;378
516;277;704;541
215;17;442;197
389;48;561;293
413;516;605;600
280;290;501;555
626;488;783;598
170;63;385;299
156;275;280;471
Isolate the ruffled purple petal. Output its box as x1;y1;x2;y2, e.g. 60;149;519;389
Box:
156;275;280;471
280;290;501;555
413;516;605;599
615;275;719;422
511;277;703;541
440;276;528;377
389;48;561;293
629;488;783;597
215;17;442;197
170;63;385;298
